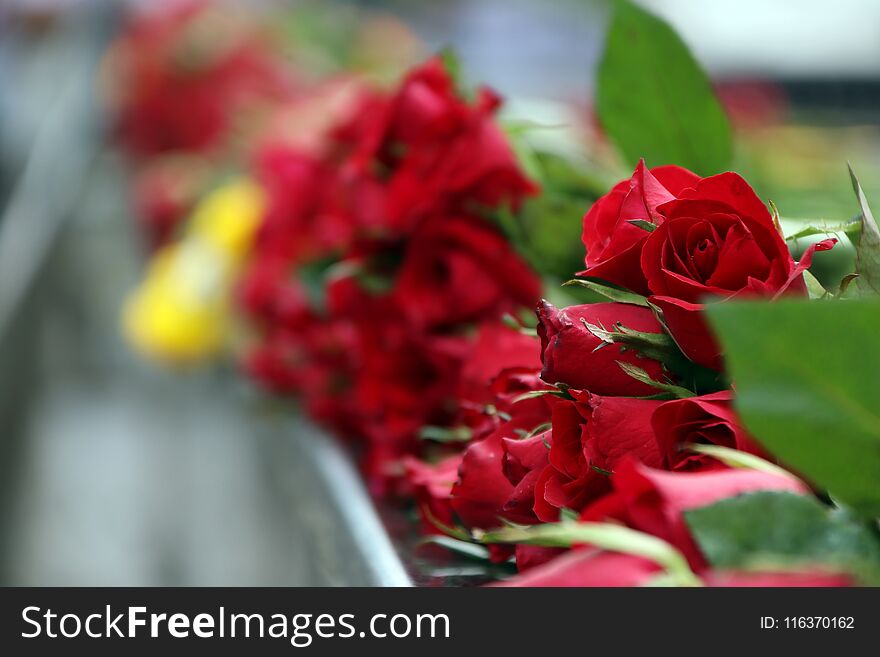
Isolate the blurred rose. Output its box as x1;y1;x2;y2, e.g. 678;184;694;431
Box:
394;215;541;330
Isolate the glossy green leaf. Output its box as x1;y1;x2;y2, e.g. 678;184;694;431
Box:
686;491;880;582
707;299;880;516
563;278;650;306
597;0;731;174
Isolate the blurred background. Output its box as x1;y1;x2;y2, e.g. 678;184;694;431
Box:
1;0;879;585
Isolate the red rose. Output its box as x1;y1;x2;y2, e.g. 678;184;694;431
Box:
451;431;518;530
452;358;556;529
504;392;665;522
394;215;542;330
580;161;700;294
537;301;669;396
644;173;795;301
238;257;313;328
113;2;287;157
581;459;807;568
452;371;554;529
501;431;552;523
406;451;516;564
651;391;767;471
351;57;471;168
245;329;307;395
647;296;721;369
252;144;359;263
349;57;537;232
352;325;470;457
385;86;537;223
453;323;543;443
642;173;835;369
244;322;360;436
456;323;542;415
403;455;462;534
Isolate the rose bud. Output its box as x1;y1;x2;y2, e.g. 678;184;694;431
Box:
537;301;669;396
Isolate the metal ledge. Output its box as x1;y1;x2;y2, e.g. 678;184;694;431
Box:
0;10;413;587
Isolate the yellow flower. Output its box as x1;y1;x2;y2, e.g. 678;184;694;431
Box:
123;178;264;365
189;177;265;261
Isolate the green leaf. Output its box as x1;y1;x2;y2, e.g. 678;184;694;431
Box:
559;508;580;523
506;126;544;187
802;270;829;300
616;361;695;399
438;47;475;102
784;219;860;242
295;256;338;312
627;219;657;232
420;504;472;542
686;491;880;583
514;422;552;440
596;0;731;175
707;299;880;516
479;520;701;586
439;47;462;84
511;388;574;405
500;150;610;282
500;313;538;336
848;165;880;295
563;278;650;306
581;318;672;352
419;425;473;444
838;273;860;297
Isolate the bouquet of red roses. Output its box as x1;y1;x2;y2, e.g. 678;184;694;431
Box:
407;161;871;587
238;55;545;493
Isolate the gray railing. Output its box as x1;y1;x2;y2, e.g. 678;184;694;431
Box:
0;7;412;587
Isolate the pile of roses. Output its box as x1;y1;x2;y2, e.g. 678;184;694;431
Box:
238;57;541;493
405;163;840;586
114;2;854;586
103;0;293;247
